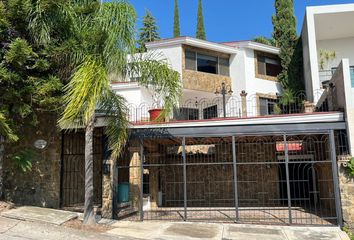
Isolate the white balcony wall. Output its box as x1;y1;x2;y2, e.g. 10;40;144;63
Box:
329;59;354;155
317;37;354;70
147;45;183;75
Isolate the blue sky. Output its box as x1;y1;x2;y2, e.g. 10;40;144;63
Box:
121;0;354;42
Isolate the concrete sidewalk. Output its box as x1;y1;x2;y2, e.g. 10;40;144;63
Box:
0;216;131;240
108;221;350;240
1;206;78;225
0;206;350;240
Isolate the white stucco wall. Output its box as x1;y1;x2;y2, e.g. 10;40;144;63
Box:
302;10;321;102
112;43;282;120
113;85;154;107
231;50;246;95
317;37;354;69
302;15;316;101
341;59;354;155
147;45;183;74
243;49;282;97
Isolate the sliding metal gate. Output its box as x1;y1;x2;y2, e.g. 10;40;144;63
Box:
116;130;346;226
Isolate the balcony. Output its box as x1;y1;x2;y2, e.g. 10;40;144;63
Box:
127;91;332;125
320;66;354;89
319;70;335;87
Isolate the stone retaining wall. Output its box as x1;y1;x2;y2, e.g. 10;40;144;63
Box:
3;114;61;208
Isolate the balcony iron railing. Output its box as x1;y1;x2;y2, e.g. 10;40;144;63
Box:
319;70;335;87
126;90;330;124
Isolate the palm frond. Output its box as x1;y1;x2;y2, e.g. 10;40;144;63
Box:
99;90;129;158
58;56;109;129
129;52;182;115
96;0;137;73
28;0;74;46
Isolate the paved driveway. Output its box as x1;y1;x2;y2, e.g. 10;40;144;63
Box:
0;215;349;240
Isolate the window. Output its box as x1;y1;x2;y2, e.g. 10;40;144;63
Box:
185;50;230;76
219;57;230;76
185;51;196;71
350;66;354;88
174;108;199;120
259;98;277;116
197;54;218;74
257;53;281;78
203;105;218;119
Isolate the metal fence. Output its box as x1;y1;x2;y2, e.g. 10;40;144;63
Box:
114;130;347;226
127;90;330;124
60;129;104;209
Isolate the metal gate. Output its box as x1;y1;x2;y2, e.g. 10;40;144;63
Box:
61;128;104;208
115;130;346;226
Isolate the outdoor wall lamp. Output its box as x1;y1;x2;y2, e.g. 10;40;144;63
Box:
215;82;233;118
34;139;47;150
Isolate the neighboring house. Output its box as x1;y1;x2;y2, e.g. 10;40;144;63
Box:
3;3;354;230
302;3;354;156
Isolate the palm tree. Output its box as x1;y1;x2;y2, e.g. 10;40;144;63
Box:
29;0;181;224
279;89;296;114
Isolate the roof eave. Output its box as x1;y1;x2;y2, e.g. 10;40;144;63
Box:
146;37;239;55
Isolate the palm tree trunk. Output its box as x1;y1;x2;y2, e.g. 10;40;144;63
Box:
83;117;96;225
0;139;4;200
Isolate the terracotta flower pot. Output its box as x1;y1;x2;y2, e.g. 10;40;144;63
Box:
148;109;164;122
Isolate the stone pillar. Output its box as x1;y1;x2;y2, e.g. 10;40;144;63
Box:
338;155;354;228
101;157;116;219
240;91;248;118
129;146;142;211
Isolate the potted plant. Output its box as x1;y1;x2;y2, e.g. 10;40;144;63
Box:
148;87;165;122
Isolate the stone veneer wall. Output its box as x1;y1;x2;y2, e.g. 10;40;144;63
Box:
145;141;280;208
3;114;61;208
181;45;232;93
182;70;232;93
338;155;354;228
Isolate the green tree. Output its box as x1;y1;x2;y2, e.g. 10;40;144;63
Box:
138;10;160;52
0;0;64;198
272;0;300;90
0;113;18;199
173;0;180;37
253;36;276;47
196;0;206;40
29;0;181;225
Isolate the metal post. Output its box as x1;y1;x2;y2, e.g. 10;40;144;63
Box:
283;134;293;225
139;139;144;221
182;137;187;221
222;90;227;118
232;136;239;222
329;130;343;227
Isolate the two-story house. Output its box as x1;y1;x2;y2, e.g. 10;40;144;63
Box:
112;37;283;121
56;3;352;230
77;34;349;227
